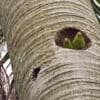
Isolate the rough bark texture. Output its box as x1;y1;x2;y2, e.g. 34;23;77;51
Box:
0;0;100;100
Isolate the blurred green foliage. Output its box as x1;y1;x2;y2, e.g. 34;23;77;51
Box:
96;0;100;4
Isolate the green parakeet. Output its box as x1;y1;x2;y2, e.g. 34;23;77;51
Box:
63;38;73;49
72;32;86;49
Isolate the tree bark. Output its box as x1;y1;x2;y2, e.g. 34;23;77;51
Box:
0;0;100;100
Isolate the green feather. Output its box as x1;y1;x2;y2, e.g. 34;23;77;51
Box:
63;38;73;49
72;32;86;49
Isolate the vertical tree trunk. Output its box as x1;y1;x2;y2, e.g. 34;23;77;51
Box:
0;0;100;100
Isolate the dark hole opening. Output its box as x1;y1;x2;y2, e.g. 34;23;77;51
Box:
55;27;91;50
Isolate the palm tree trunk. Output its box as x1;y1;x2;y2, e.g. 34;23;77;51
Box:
0;0;100;100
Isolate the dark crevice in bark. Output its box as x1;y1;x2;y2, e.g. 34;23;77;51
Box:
32;67;41;80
